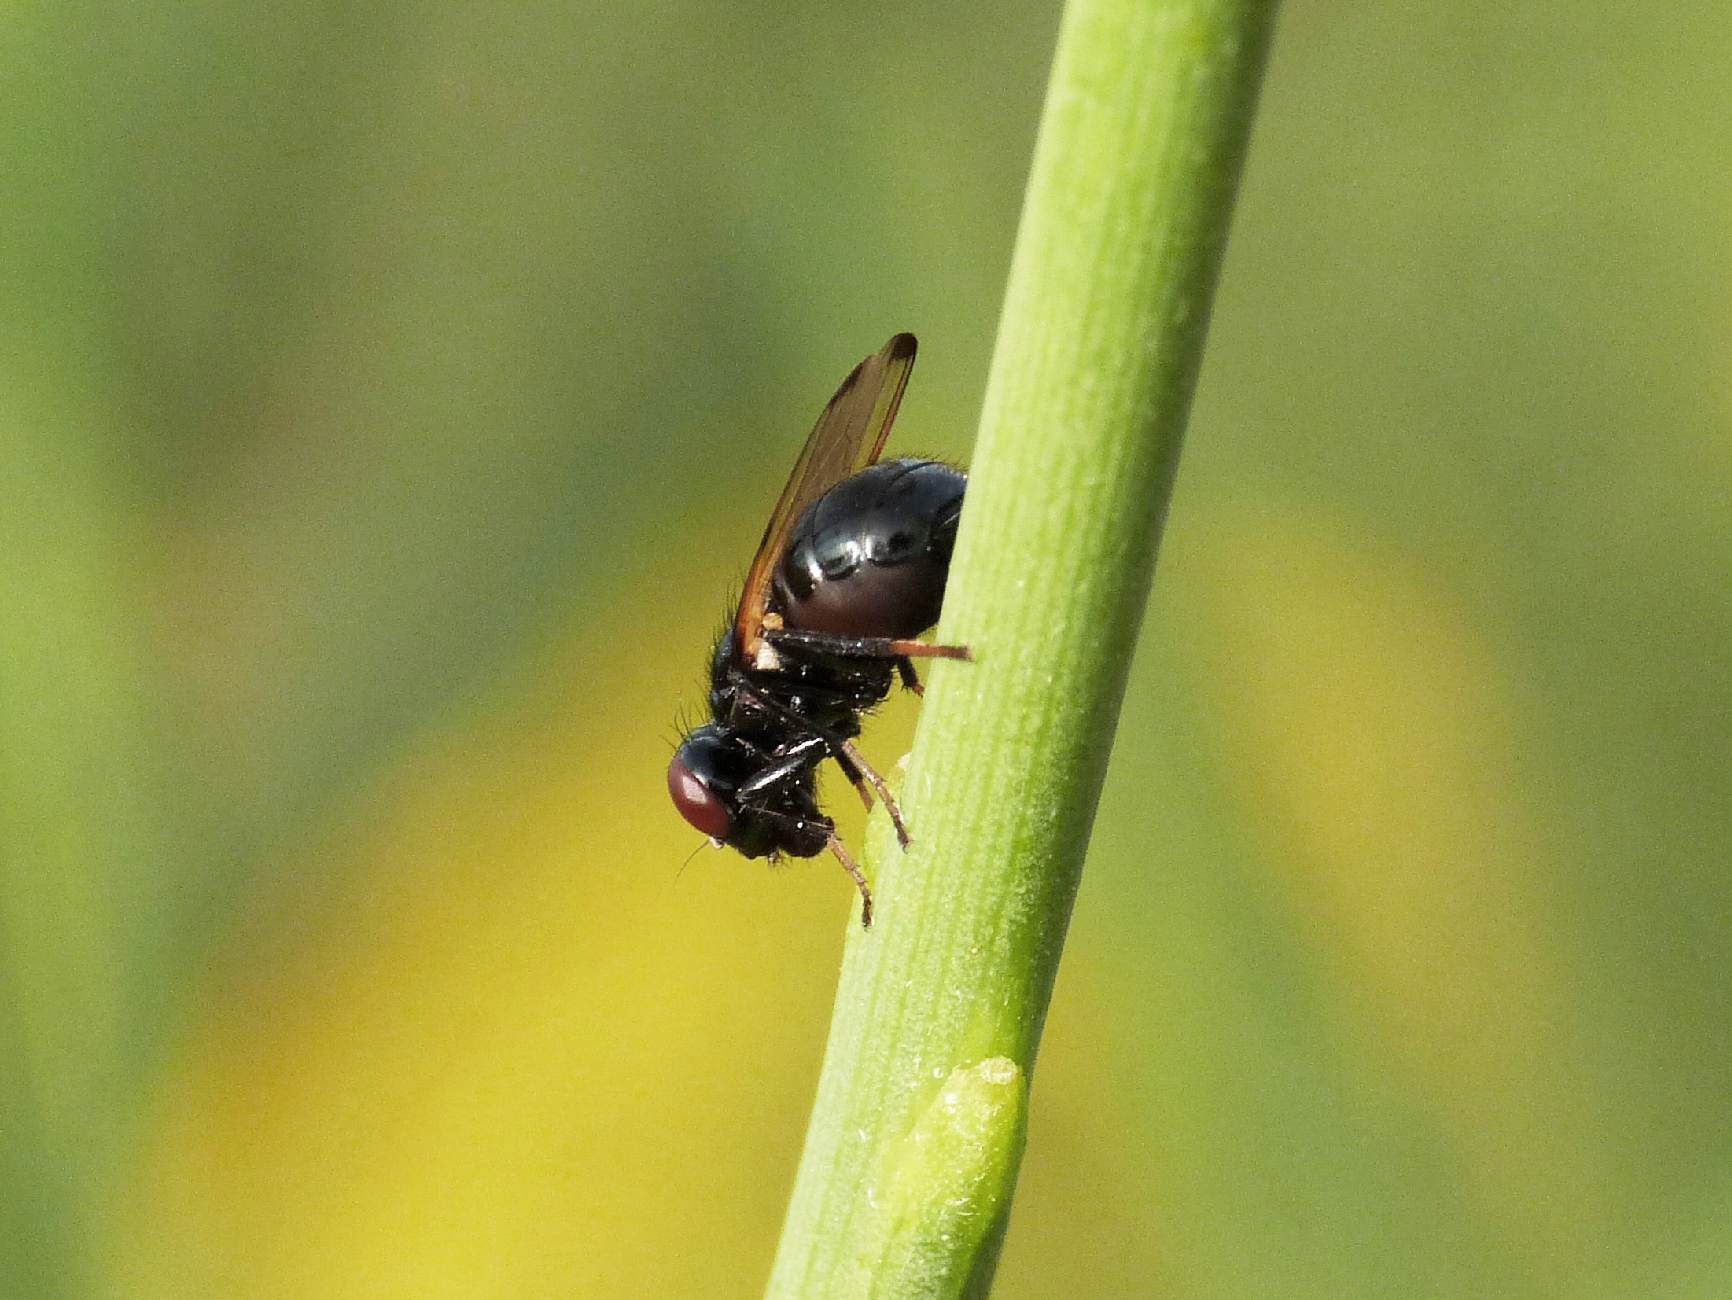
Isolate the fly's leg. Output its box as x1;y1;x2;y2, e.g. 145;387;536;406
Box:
836;738;911;847
895;656;922;695
750;807;873;929
731;678;913;848
825;834;873;929
735;734;828;802
763;626;971;664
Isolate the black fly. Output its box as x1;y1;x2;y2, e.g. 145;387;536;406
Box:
666;334;969;927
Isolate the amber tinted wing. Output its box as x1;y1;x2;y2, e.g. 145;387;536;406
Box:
732;332;918;657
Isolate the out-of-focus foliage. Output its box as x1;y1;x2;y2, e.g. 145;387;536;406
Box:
1;2;1728;1296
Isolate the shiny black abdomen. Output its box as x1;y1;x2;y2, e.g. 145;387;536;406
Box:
774;458;965;640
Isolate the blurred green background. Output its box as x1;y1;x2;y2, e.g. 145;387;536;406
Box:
3;2;1730;1296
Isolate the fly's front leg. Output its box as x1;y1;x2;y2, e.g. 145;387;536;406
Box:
730;677;913;848
734;734;828;803
750;807;873;928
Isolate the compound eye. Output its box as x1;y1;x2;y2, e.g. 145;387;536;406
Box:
667;752;733;840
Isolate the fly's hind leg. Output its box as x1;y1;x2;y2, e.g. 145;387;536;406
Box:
762;626;972;665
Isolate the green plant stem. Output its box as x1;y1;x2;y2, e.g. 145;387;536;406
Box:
766;0;1278;1294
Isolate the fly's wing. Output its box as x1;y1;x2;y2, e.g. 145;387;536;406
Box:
732;332;917;658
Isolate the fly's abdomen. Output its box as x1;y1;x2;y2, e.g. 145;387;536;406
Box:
774;458;965;640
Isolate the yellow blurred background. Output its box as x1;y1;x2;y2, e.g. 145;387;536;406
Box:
4;3;1730;1297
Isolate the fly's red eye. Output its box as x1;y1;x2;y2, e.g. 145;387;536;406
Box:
668;754;732;840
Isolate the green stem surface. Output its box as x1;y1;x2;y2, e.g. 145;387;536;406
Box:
767;1;1278;1294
